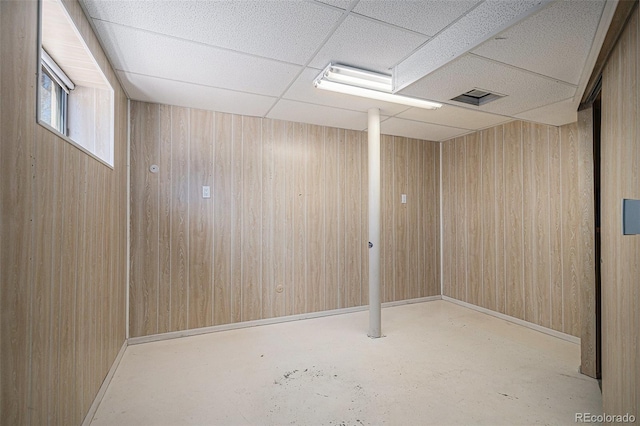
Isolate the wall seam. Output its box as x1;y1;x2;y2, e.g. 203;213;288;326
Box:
439;142;444;296
559;125;565;333
156;104;160;334
211;112;216;325
480;131;484;308
520;121;525;319
547;126;552;329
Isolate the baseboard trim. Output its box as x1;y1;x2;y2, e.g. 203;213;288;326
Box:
442;296;580;344
128;295;442;346
82;340;128;426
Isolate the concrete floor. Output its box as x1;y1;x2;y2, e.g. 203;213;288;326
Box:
91;300;601;425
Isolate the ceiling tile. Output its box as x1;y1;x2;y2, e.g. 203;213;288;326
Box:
267;100;369;131
472;0;606;85
353;0;480;36
393;0;552;91
398;54;576;117
81;0;342;64
283;67;411;116
397;103;511;130
94;21;301;97
309;14;429;72
515;98;578;126
313;0;353;9
380;117;468;141
118;72;277;117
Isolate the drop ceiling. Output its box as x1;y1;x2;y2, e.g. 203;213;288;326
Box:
79;0;615;142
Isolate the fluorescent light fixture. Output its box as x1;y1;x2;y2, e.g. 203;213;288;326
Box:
314;63;442;110
324;64;392;92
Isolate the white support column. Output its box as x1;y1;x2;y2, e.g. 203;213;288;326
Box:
368;107;381;338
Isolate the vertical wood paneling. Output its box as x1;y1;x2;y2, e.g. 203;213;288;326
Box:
345;130;362;307
442;141;454;298
1;1;128;422
130;103;441;337
324;127;340;310
578;107;597;378
454;137;467;302
433;143;441;297
271;120;287;318
336;128;347;309
261;119;276;319
601;23;621;413
129;102;159;337
284;121;296;315
293;123;308;314
548;126;563;332
560;122;580;336
407;139;420;299
360;132;369;306
441;118;592;339
74;156;88;420
170;107;190;331
230;115;243;323
419;142;430;297
58;145;80;425
241;116;262;321
481;128;496;311
424;142;439;297
533;124;551;329
395;137;408;301
494;127;506;315
213;113;232;326
523;122;551;328
635;11;639;417
503;121;524;320
522;121;534;324
381;135;395;303
308;125;326;312
158;104;172;333
31;131;56;425
601;7;639;417
466;133;482;306
188;109;214;328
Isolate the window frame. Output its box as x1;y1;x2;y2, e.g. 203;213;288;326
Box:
36;0;116;169
39;49;72;136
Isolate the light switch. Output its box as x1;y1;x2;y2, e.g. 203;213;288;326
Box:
401;194;407;204
202;186;211;199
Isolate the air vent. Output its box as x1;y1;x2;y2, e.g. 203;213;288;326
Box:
451;88;505;106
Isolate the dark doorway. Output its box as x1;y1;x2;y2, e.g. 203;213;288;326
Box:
592;94;602;384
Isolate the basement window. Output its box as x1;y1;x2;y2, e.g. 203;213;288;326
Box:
37;0;115;167
39;50;73;135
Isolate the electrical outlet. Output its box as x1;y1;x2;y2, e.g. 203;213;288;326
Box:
202;186;211;199
401;194;407;204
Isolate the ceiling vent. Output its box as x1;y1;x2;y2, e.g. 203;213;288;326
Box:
451;88;505;106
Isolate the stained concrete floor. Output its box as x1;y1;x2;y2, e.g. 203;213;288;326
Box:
91;300;602;425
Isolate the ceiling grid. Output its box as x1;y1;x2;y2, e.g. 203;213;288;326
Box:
80;0;613;141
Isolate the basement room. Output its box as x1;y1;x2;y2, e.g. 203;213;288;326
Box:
1;0;639;425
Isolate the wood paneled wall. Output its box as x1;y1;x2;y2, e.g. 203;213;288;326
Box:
129;102;440;337
441;120;594;338
600;3;639;418
0;1;128;425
